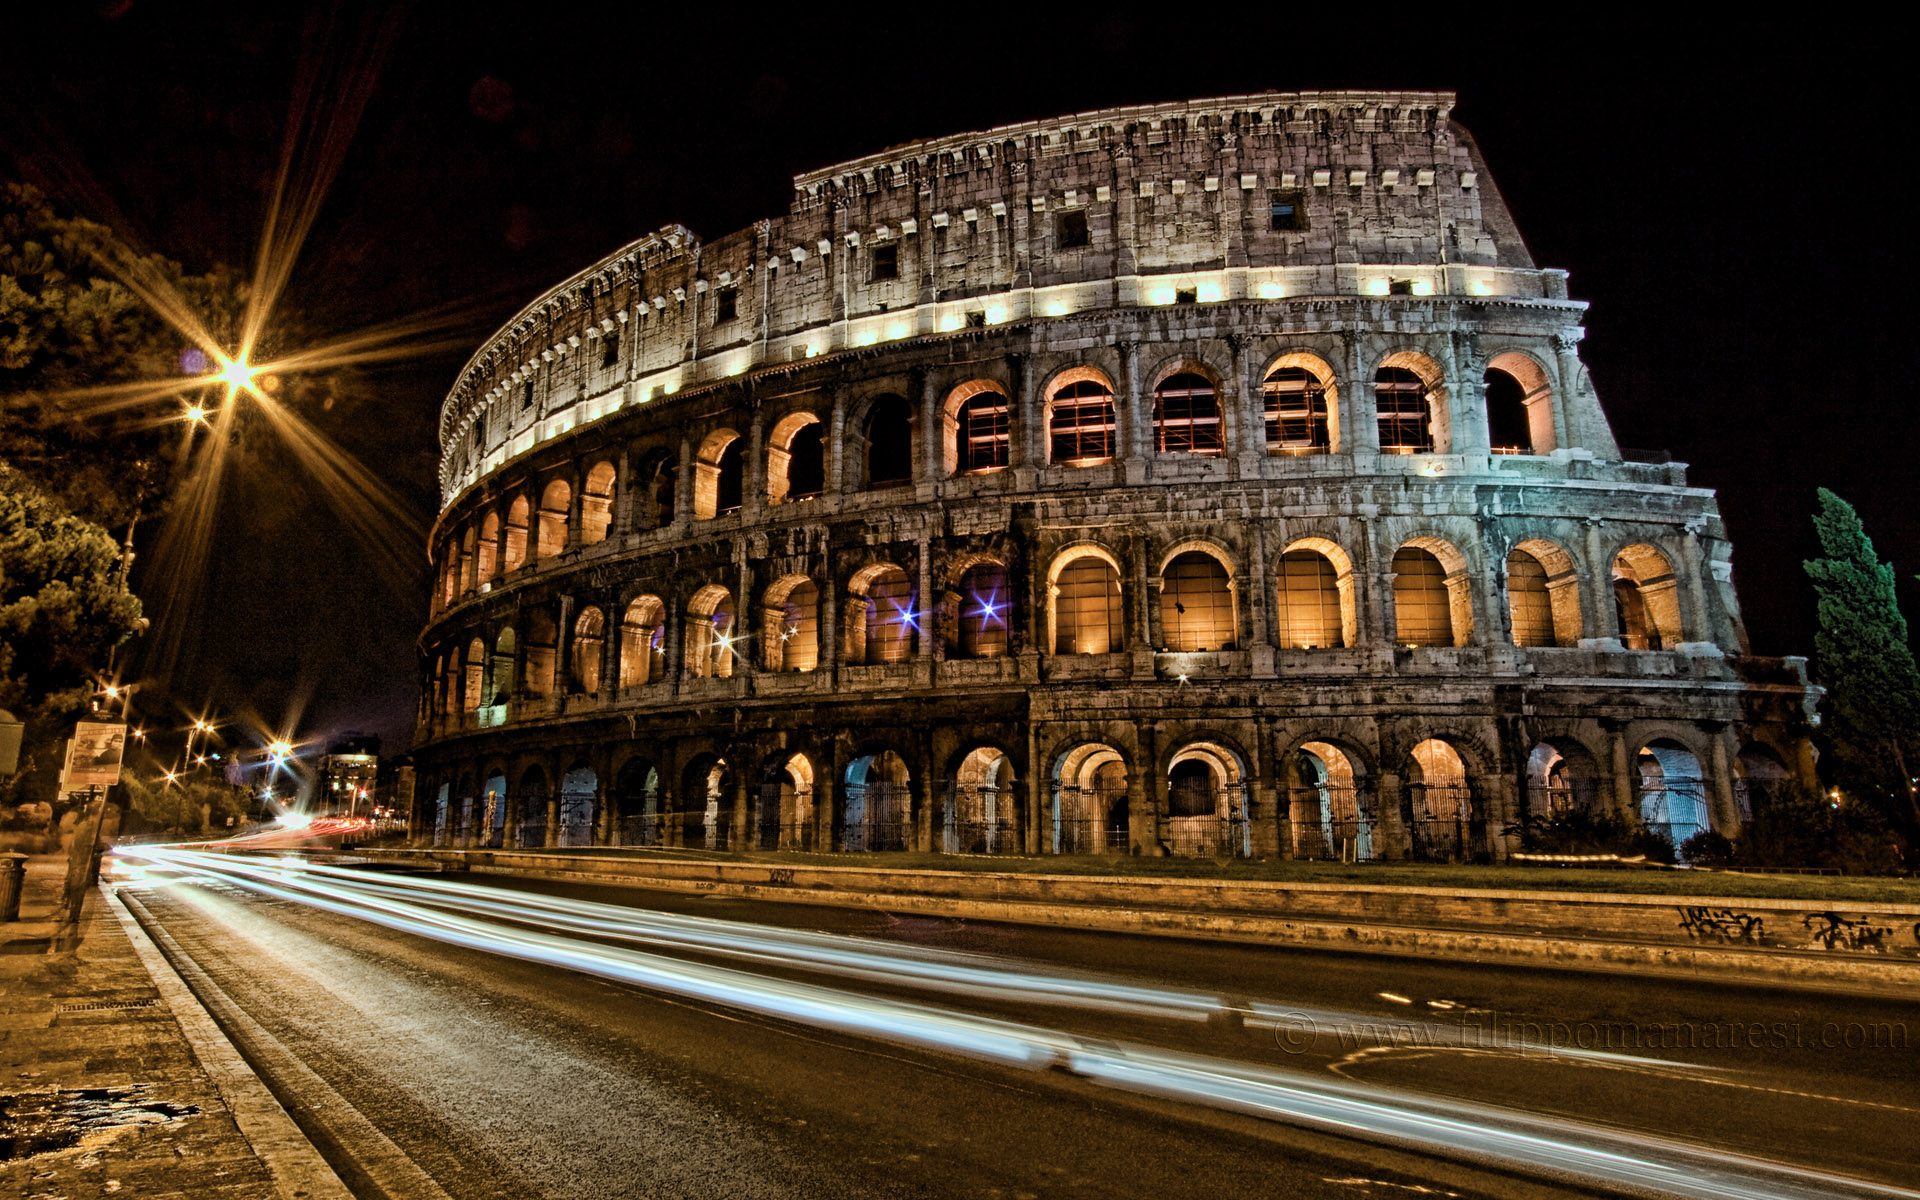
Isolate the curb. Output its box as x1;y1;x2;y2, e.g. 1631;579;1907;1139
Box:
104;884;355;1200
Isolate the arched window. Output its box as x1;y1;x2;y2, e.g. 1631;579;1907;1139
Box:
537;478;570;558
1392;547;1452;646
1049;379;1115;464
570;607;605;693
693;431;741;520
1375;367;1434;453
581;461;615;544
685;586;736;679
463;637;486;711
1167;759;1216;817
477;512;499;583
525;612;557;696
503;496;529;570
1054;556;1123;654
491;627;515;703
618;596;665;688
956;391;1010;473
1614;545;1682;650
863;566;916;664
459;527;477;595
1160;551;1235;651
1275;549;1343;649
768;414;825;504
650;455;678;526
1154;372;1221;455
1486;352;1554;454
768;578;820;672
1263;366;1330;455
439;550;458;608
716;440;744;514
1485;368;1533;455
864;395;914;489
956;562;1010;658
1507;549;1555;647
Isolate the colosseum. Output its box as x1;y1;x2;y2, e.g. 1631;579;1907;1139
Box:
412;89;1816;864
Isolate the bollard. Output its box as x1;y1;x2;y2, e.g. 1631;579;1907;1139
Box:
0;852;28;922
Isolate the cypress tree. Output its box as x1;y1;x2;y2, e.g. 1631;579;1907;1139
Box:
1803;488;1920;828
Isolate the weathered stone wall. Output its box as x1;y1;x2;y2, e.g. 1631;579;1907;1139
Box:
411;91;1815;865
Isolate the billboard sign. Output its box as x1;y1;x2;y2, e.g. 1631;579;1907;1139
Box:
64;721;127;788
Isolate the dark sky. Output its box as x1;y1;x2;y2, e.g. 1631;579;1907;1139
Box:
2;6;1908;753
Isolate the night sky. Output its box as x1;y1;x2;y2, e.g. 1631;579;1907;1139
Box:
2;7;1906;753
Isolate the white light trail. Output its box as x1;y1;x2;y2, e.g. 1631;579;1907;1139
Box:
116;847;1916;1200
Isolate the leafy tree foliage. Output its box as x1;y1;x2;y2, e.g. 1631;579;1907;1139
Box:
121;764;253;836
1;181;244;528
0;463;144;801
1803;487;1920;840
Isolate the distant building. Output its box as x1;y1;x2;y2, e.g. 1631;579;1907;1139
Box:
320;734;381;815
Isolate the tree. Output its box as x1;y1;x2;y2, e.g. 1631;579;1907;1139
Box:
1;181;245;528
0;462;144;803
1803;488;1920;837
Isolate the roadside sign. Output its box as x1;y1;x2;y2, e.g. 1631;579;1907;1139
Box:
64;721;127;788
0;708;22;776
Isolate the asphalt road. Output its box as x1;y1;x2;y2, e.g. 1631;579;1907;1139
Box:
114;856;1920;1200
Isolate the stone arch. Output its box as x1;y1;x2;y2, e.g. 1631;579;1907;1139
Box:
476;511;499;583
1051;740;1132;855
1164;738;1251;858
536;477;571;558
1042;366;1118;466
481;770;508;848
515;763;550;847
1290;739;1375;860
524;610;558;696
758;751;817;850
613;756;661;845
1637;737;1710;853
580;460;616;544
1734;743;1792;819
1375;350;1449;453
684;583;737;679
1613;542;1683;649
570;606;606;693
503;495;530;571
1485;350;1555;454
1260;350;1340;455
941;745;1020;854
943;379;1011;475
632;447;678;529
766;410;825;504
761;573;821;673
1159;546;1238;652
1276;536;1356;649
458;525;477;595
678;752;732;849
1047;543;1126;655
1526;737;1607;821
490;626;516;704
1147;359;1225;457
951;558;1012;659
1508;537;1582;647
1405;737;1473;861
693;428;744;519
857;393;915;490
846;561;916;664
1393;535;1473;647
618;594;666;688
843;749;913;851
462;637;486;712
558;761;598;847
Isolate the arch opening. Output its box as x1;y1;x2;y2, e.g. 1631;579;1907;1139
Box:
942;747;1018;854
685;585;737;679
580;461;616;544
558;763;597;847
1160;550;1235;651
537;478;571;558
1293;741;1372;860
1638;739;1709;855
863;395;914;490
614;759;660;846
843;750;912;852
1154;372;1222;456
1048;377;1116;465
618;595;666;688
1406;738;1473;861
1051;552;1123;655
1052;743;1129;855
955;561;1011;659
1613;544;1683;650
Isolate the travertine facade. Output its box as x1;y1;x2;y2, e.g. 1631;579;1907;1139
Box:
413;91;1813;862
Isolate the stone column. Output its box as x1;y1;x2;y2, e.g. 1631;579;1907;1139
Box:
1117;340;1148;484
1228;332;1261;475
1248;522;1275;677
1345;335;1381;457
1584;519;1620;642
744;404;768;523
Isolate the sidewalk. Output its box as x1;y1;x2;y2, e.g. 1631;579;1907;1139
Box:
0;856;277;1199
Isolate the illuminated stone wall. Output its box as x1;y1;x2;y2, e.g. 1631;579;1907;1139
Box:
412;92;1813;864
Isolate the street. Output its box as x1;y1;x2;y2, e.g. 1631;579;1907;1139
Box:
112;852;1920;1200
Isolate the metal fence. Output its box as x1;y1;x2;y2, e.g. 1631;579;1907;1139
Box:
618;814;660;847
